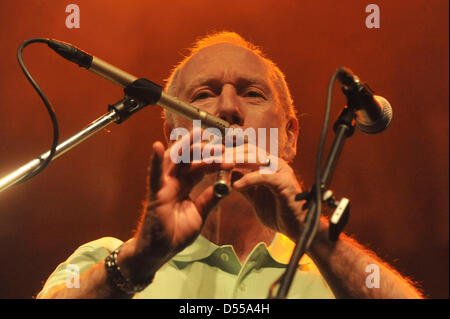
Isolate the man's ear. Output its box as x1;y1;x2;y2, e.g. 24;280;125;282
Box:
283;116;299;162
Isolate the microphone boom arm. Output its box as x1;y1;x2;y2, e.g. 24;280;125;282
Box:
0;99;129;193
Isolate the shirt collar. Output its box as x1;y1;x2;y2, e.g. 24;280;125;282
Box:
267;233;295;264
267;233;314;270
172;233;311;267
172;234;220;262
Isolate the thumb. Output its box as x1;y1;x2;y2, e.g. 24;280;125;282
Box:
194;185;222;221
148;141;165;196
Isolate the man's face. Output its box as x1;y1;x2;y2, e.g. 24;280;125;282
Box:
177;43;290;147
176;43;282;128
171;42;293;159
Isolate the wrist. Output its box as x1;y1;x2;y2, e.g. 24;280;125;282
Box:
306;217;338;262
116;239;160;284
104;239;156;295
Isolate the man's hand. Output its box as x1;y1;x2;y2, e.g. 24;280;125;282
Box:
119;129;238;282
231;146;305;242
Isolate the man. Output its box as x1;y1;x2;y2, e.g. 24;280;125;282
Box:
37;32;422;299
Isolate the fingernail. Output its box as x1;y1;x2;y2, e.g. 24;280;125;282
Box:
232;179;243;188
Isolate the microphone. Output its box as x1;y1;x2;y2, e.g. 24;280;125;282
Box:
47;39;230;133
336;67;393;134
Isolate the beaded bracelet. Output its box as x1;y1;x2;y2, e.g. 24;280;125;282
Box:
104;244;154;295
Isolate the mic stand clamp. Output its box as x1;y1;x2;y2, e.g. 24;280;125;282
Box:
108;96;148;124
295;188;351;242
323;190;351;241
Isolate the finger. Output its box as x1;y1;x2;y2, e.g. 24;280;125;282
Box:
188;161;235;173
172;140;226;176
194;185;222;220
224;142;271;166
177;143;269;179
149;141;166;196
185;145;270;176
169;133;271;184
166;128;197;176
232;170;271;191
232;163;295;193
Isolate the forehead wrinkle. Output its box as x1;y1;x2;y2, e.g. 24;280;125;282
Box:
184;74;273;95
177;43;271;91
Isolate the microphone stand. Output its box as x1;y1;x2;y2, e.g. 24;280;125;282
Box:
274;105;356;299
0;96;147;193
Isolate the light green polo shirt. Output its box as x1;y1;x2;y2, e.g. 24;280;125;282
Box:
37;234;334;299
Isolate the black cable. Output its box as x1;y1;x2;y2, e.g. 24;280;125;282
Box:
269;69;339;299
307;70;339;249
15;38;59;184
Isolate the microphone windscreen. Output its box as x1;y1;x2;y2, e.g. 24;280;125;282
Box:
356;95;393;134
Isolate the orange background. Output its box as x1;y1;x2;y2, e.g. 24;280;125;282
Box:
0;0;448;298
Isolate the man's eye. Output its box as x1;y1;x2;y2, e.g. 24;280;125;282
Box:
193;90;215;101
244;90;265;98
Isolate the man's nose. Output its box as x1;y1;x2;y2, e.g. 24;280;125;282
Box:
216;84;244;126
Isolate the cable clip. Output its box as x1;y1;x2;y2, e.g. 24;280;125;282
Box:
323;190;350;241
